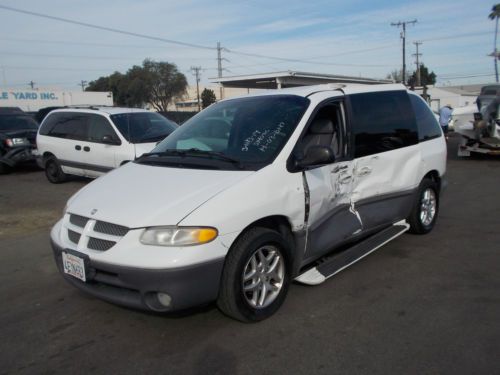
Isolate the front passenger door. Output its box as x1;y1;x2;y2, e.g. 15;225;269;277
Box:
83;114;122;178
299;102;361;261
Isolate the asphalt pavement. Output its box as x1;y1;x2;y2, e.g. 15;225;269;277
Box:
0;134;499;375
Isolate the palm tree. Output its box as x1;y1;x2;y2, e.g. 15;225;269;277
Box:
489;4;500;82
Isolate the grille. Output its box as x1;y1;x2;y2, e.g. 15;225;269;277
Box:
94;220;129;237
88;237;116;251
67;229;81;245
69;214;89;228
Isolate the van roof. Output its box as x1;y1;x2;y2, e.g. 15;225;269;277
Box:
221;83;408;101
48;107;151;115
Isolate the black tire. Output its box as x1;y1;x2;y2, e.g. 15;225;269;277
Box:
217;227;292;322
408;178;439;234
44;156;68;184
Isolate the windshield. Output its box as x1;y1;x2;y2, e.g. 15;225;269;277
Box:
138;95;309;171
110;112;178;143
0;115;38;131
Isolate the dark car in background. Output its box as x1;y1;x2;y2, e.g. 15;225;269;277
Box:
0;107;39;174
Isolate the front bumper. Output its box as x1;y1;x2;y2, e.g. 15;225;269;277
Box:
0;146;36;167
51;239;225;312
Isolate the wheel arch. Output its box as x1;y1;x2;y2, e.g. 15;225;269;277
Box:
228;215;304;277
423;169;441;193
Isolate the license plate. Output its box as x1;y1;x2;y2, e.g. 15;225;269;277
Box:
62;252;86;282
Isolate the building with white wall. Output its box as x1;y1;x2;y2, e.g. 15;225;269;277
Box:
0;88;113;112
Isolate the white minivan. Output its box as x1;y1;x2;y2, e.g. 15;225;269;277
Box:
50;84;446;322
36;107;178;182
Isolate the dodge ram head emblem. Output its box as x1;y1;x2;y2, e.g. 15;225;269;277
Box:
90;209;98;215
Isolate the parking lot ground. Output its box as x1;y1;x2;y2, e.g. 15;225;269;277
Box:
0;134;499;375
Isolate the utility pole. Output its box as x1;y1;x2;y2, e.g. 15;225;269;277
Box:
29;80;35;90
217;42;224;100
413;41;422;86
391;19;417;84
79;80;87;91
190;66;202;111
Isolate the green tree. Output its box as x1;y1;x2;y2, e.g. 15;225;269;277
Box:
142;59;187;112
85;60;187;110
408;64;437;86
86;71;125;105
201;88;217;108
489;4;500;82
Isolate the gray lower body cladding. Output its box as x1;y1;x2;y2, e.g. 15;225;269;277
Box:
51;240;224;312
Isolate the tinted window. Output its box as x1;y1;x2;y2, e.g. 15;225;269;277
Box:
111;112;178;143
45;113;88;140
88;114;120;144
349;91;418;158
408;94;442;141
0;115;38;131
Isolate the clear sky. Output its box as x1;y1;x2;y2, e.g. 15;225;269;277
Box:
0;0;497;90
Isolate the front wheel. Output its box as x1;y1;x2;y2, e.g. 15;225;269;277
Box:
408;178;439;234
217;227;291;322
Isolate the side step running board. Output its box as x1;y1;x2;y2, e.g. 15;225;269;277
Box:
295;222;410;285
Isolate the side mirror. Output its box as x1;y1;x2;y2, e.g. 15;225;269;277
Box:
102;135;116;145
473;112;483;121
296;145;335;169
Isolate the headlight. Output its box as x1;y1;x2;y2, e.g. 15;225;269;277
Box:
140;226;218;247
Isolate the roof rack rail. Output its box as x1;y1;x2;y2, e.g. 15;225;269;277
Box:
63;104;116;110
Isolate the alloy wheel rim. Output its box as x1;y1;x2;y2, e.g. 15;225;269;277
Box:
420;188;437;226
242;245;285;309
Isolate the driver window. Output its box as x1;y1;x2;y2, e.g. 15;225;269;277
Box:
88;114;119;144
300;103;345;160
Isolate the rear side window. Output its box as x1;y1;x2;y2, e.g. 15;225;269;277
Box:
408;95;442;141
42;113;88;141
349;91;418;158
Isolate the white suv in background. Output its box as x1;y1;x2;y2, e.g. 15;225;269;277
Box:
36;107;178;183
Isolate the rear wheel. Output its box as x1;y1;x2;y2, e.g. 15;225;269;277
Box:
217;227;291;322
408;178;439;234
44;156;68;184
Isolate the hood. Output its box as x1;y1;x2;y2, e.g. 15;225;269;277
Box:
67;162;253;228
134;142;158;158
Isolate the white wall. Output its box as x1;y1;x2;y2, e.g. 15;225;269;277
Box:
0;88;113;111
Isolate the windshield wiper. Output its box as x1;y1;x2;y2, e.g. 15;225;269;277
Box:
137;149;244;168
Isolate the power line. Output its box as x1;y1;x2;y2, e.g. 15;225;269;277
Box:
2;65;116;72
420;31;490;43
0;4;215;50
0;37;188;49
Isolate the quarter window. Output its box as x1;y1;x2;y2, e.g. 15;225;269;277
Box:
349;91;418;158
408;94;442;141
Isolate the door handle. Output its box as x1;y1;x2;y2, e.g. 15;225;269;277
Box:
332;165;348;173
75;145;81;151
356;166;372;176
83;146;90;152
